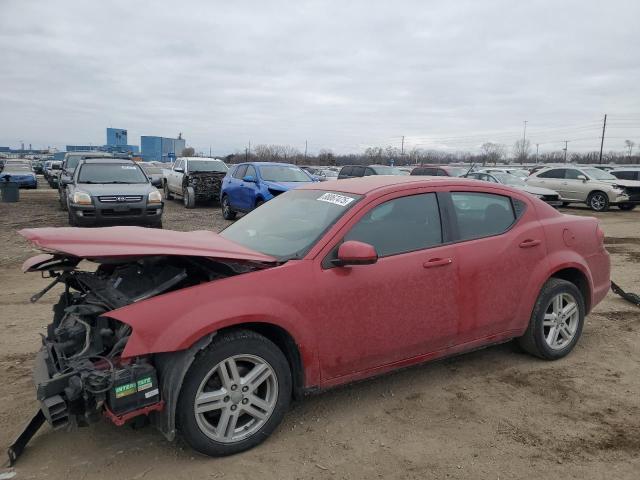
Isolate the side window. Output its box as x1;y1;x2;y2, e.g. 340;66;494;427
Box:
174;159;183;171
613;171;635;180
537;168;565;179
486;175;499;183
245;165;256;178
340;166;353;177
352;166;365;177
564;169;582;180
233;165;248;179
437;169;447;176
364;168;375;176
344;193;442;257
451;192;516;241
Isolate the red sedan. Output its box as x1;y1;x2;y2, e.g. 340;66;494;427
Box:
16;176;610;461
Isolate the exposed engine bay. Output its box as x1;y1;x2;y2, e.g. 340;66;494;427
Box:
183;171;226;201
8;254;260;465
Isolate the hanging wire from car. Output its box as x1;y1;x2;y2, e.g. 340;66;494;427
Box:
611;281;640;307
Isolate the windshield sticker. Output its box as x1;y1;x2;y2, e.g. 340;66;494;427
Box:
120;165;137;170
317;192;355;207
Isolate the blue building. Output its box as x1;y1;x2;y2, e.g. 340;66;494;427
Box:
141;136;186;162
107;128;128;147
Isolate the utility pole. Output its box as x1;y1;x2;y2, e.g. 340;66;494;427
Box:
563;140;569;163
521;120;527;164
401;135;405;155
598;114;607;165
304;140;308;162
209;145;212;157
535;143;539;164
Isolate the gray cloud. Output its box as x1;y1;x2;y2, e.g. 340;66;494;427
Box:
1;0;639;154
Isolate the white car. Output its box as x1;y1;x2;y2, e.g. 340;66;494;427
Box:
526;166;640;211
481;167;530;179
466;172;562;206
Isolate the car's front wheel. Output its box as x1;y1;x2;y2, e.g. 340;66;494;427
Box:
517;278;585;360
221;195;237;220
184;186;196;209
587;191;610;212
177;330;291;457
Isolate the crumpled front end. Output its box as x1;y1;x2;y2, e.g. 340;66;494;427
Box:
183;172;226;201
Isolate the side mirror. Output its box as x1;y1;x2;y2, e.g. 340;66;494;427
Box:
333;240;378;266
243;175;257;183
174;167;184;173
151;178;162;187
577;175;587;182
60;177;72;186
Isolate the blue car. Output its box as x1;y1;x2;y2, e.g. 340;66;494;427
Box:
221;162;315;219
1;165;38;189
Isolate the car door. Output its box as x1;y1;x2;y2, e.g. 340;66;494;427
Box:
529;168;567;199
448;189;547;342
560;168;587;201
169;159;183;193
239;164;259;209
315;190;459;381
226;164;247;209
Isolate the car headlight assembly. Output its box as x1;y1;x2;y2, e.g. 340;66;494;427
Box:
611;185;625;195
148;190;162;204
72;192;92;205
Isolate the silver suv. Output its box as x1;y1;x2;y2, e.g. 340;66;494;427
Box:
526;166;640;211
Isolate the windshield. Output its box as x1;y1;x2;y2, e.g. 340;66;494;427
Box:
493;173;526;186
259;165;311;182
188;160;228;173
221;190;361;259
445;167;468;177
3;166;32;173
509;169;529;177
65;157;82;170
583;167;617;181
78;163;148;184
371;166;404;175
140;164;162;174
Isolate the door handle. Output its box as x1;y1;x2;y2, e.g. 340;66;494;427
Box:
423;257;453;268
519;239;541;248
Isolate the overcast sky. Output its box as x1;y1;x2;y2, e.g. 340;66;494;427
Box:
1;0;639;155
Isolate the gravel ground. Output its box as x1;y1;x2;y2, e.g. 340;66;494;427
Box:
0;180;639;479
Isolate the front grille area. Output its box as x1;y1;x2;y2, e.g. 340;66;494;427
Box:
101;209;143;217
542;194;559;202
98;195;143;203
623;187;640;202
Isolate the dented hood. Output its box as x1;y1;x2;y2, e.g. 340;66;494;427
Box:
19;226;277;263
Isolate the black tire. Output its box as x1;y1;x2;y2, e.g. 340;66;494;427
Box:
221;195;236;220
164;182;174;200
67;209;77;227
255;200;264;209
517;278;585;360
177;330;292;457
59;190;68;211
561;202;570;207
618;204;636;211
587;191;609;212
151;220;163;229
184;186;196;209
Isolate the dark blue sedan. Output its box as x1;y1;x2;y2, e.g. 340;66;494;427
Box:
1;165;38;188
220;162;315;219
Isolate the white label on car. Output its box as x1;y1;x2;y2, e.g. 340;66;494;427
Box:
145;388;160;399
121;166;137;169
317;193;355;206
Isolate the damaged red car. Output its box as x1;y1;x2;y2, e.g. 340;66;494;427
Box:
10;176;610;463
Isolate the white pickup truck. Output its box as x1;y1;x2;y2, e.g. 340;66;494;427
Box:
162;157;229;208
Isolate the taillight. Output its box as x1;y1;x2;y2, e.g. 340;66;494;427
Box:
596;223;605;248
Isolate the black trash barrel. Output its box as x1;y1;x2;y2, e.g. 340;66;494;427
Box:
1;181;19;202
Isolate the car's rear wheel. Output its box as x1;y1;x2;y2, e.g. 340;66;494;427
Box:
587;191;609;212
222;195;236;220
177;330;291;457
59;190;68;211
517;278;585;360
184;186;196;209
164;182;174;200
255;199;264;209
618;203;636;211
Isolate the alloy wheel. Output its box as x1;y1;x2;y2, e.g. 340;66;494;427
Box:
194;354;278;443
542;293;579;350
590;194;606;211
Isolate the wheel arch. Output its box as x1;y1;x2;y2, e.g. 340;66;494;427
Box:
548;266;592;313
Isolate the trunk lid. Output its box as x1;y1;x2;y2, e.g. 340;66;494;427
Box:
19;226;277;264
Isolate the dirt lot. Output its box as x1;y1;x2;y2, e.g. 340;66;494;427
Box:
1;182;639;479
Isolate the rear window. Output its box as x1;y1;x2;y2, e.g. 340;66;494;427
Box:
340;166;353;176
451;192;516;241
537;169;565;179
612;171;639;180
411;167;437;176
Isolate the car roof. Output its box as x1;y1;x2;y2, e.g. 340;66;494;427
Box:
297;175;493;195
235;162;299;167
79;158;136;165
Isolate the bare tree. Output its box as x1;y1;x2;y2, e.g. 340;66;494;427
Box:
624;140;635;157
318;148;335;165
181;147;195;157
512;139;531;164
480;142;506;166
